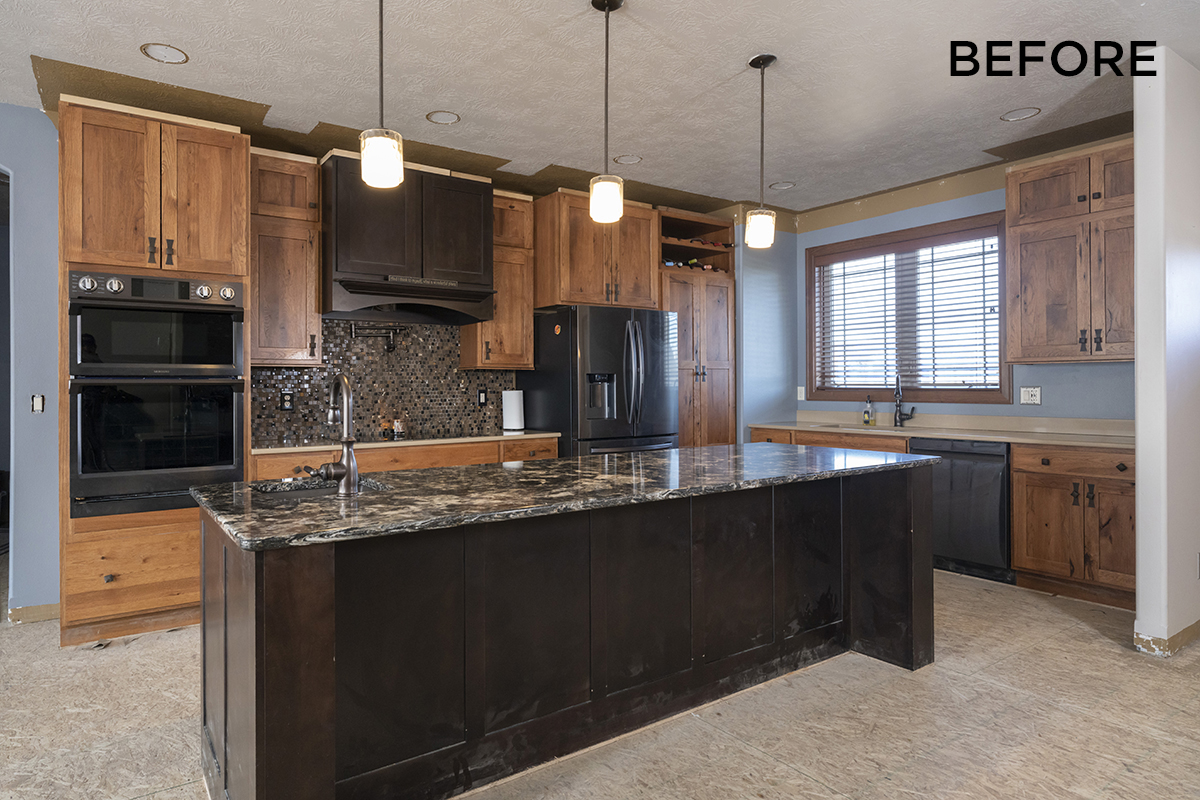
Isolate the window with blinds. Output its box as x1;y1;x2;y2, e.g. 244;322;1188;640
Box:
806;212;1009;403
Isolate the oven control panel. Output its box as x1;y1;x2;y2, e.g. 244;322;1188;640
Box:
69;272;243;308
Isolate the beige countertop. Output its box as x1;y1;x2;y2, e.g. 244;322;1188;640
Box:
750;413;1134;450
251;430;561;456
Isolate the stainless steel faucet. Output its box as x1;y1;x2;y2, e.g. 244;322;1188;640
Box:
893;374;916;428
303;373;360;497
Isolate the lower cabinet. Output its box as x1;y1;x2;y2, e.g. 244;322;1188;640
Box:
1011;444;1135;607
751;427;909;454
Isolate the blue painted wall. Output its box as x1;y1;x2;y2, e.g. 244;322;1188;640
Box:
2;103;60;610
793;190;1135;420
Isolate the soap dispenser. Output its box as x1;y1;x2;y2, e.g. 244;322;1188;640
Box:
863;395;876;426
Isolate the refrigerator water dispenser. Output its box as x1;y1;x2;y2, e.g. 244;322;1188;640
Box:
586;373;616;420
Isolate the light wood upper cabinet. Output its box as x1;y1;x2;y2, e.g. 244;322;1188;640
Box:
61;104;162;269
161;124;249;275
534;190;660;309
461;245;534;369
60;102;249;276
250;214;321;366
250;153;320;222
493;193;534;249
1006;143;1134;363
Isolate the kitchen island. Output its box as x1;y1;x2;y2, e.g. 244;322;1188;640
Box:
193;443;936;800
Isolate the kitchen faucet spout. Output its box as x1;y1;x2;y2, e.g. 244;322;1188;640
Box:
306;373;359;497
893;374;916;428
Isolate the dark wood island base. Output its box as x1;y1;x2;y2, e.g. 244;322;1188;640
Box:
197;446;934;800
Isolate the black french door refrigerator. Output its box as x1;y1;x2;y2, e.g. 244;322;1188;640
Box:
517;306;679;456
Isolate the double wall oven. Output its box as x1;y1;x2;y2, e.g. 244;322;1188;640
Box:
68;271;245;517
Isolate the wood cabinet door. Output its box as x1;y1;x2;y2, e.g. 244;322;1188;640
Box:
492;195;533;249
250;154;319;221
750;428;789;443
560;193;611;304
612;206;660;308
326;157;422;280
460;245;533;369
1089;144;1134;213
699;272;736;445
661;270;700;446
1090;211;1134;359
161;124;249;275
422;174;493;285
250;216;321;365
1012;471;1086;580
1006;157;1091;226
1085;479;1136;590
1007;218;1091;361
61;104;162;269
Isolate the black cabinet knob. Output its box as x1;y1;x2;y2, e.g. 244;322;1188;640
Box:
103;574;115;583
1116;462;1128;472
529;450;536;457
1077;195;1087;202
1092;192;1101;199
309;202;318;208
1041;458;1051;466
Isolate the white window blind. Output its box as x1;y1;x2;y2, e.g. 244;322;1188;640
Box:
813;234;1001;392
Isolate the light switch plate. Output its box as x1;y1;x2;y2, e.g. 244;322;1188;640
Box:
797;386;805;401
1019;386;1042;405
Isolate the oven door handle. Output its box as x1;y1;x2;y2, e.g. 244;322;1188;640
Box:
69;378;246;388
69;300;244;319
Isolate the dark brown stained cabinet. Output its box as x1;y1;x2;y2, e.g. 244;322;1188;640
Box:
1011;444;1135;608
775;480;843;638
422;174;493;285
322;154;423;280
533;189;660;309
60;101;250;276
250;152;320;221
1005;142;1134;363
250;214;321;366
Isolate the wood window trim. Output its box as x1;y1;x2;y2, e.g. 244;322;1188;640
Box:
805;211;1011;404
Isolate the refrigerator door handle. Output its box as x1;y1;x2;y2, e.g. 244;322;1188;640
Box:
624;320;636;425
635;320;647;424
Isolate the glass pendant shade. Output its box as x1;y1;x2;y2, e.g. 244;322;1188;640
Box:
359;129;404;189
745;208;776;249
589;174;624;223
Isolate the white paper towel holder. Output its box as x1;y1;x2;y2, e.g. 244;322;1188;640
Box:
502;390;525;434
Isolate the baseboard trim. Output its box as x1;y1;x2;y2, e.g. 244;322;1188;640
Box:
59;605;200;647
1135;617;1200;657
1014;571;1136;610
7;602;61;624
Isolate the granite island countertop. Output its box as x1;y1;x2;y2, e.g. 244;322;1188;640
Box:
193;443;938;551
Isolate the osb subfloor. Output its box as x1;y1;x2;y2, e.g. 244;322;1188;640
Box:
2;554;1198;799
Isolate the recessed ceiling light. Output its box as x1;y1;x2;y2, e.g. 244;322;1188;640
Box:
769;181;796;190
425;111;461;125
1000;107;1041;122
140;43;189;64
613;154;642;165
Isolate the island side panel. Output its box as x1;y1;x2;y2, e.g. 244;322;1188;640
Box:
841;466;935;670
774;478;844;641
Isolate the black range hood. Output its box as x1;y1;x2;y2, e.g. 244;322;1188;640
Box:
321;153;495;325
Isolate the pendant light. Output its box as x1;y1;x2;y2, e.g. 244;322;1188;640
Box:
745;54;777;249
360;0;404;188
589;0;624;224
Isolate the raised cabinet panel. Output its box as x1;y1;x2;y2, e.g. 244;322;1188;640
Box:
160;124;249;275
480;512;591;733
750;428;789;443
500;438;558;462
1006;156;1090;226
61;104;162;269
250;154;320;221
422;175;493;285
1007;219;1090;360
791;431;909;453
612;206;659;308
492;195;533;249
1011;471;1086;580
461;246;533;369
561;194;611;305
1090;212;1135;359
250;215;321;365
335;530;466;778
775;479;843;638
1086;480;1136;590
1090;144;1134;213
327;158;423;279
700;274;735;445
661;270;700;446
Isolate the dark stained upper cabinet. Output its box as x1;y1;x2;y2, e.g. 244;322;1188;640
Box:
423;174;494;286
323;155;423;281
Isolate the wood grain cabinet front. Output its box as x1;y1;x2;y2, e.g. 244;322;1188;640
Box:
250;213;321;366
250;438;560;480
500;439;558;462
662;268;736;446
60;102;249;276
461;245;534;369
250;153;320;221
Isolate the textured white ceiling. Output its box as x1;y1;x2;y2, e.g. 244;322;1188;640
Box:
3;0;1196;210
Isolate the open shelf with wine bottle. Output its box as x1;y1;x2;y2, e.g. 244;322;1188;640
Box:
658;206;734;273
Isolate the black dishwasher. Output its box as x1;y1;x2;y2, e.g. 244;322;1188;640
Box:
908;438;1012;584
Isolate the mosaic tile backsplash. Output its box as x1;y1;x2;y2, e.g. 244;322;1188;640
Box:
251;320;515;449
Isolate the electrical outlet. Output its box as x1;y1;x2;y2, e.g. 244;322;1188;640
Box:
1019;386;1042;405
478;388;488;407
279;391;295;412
30;394;44;413
798;386;805;401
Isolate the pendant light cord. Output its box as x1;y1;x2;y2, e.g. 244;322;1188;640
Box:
378;0;385;129
604;5;611;172
758;63;765;208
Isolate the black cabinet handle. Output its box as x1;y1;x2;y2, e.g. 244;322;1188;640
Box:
309;201;318;209
1086;483;1096;508
614;284;620;302
1079;329;1088;352
1071;482;1080;506
147;236;157;264
1094;329;1103;352
765;437;773;442
309;334;317;357
103;574;114;583
528;450;536;457
1116;462;1128;472
165;239;175;266
1077;195;1087;202
606;283;611;302
701;365;708;382
1092;192;1101;199
1041;458;1051;466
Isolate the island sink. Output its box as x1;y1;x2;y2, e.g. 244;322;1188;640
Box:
193;443;936;800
